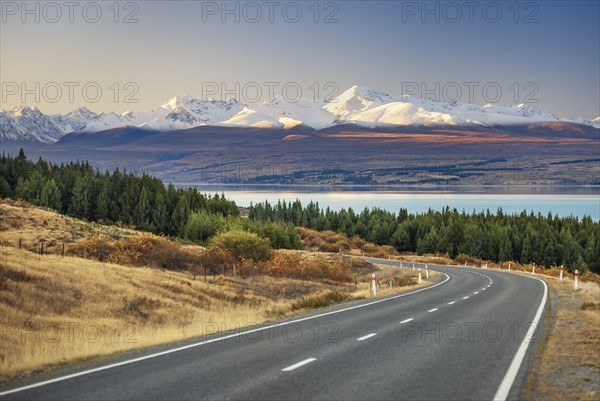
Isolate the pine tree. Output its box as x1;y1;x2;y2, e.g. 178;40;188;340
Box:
152;192;168;233
0;175;13;198
172;196;190;236
69;177;89;219
96;180;110;222
417;227;439;255
498;229;512;262
392;224;411;252
39;179;62;210
134;186;150;228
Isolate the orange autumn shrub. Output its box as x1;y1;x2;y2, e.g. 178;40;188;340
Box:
255;251;353;282
71;233;199;270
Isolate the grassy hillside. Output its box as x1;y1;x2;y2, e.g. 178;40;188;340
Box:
0;201;429;382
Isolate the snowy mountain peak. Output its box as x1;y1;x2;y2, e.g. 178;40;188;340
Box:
165;106;198;125
323;85;397;118
8;105;40;117
2;85;599;144
65;106;98;119
339;85;396;104
161;95;193;110
514;104;558;120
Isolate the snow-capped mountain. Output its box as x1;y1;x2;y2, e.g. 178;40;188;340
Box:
253;96;334;129
565;116;600;129
1;106;66;143
1;85;598;144
323;85;398;120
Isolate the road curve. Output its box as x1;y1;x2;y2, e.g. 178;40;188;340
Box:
1;261;547;401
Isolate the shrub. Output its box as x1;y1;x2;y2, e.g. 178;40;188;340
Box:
71;233;199;270
296;227;397;257
183;212;226;243
455;254;482;266
256;251;353;282
209;230;272;262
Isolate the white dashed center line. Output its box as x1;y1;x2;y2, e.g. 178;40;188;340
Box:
400;318;414;324
282;358;317;372
428;308;439;313
357;333;377;341
448;301;456;305
463;296;470;299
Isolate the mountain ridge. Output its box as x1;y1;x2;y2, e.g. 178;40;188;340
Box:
2;85;599;144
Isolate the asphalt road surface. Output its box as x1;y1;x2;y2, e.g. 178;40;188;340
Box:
1;261;547;401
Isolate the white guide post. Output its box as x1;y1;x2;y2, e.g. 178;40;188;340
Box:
560;265;564;280
371;273;377;296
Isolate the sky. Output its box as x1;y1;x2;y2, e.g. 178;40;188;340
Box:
1;0;599;119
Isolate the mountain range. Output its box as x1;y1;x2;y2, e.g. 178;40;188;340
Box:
1;85;599;144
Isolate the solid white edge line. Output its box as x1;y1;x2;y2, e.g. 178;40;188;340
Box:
0;270;450;397
493;276;548;401
281;358;317;372
357;333;377;341
399;318;414;324
401;256;549;401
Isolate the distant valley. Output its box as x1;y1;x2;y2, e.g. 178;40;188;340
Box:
3;122;598;186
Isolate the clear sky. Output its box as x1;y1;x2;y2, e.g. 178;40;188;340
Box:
1;0;599;119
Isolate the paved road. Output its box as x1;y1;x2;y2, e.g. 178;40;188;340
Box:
1;261;547;401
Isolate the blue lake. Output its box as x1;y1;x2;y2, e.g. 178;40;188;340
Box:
182;185;600;220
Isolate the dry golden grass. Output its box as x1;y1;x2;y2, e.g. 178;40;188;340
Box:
0;246;288;382
0;245;432;383
0;200;138;252
524;277;600;400
0;203;436;383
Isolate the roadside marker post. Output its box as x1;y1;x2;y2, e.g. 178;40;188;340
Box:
425;264;429;278
532;263;536;275
371;273;377;296
400;261;403;268
464;261;467;266
485;262;488;269
418;268;422;284
560;265;564;280
412;260;415;270
508;263;511;271
574;269;579;290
